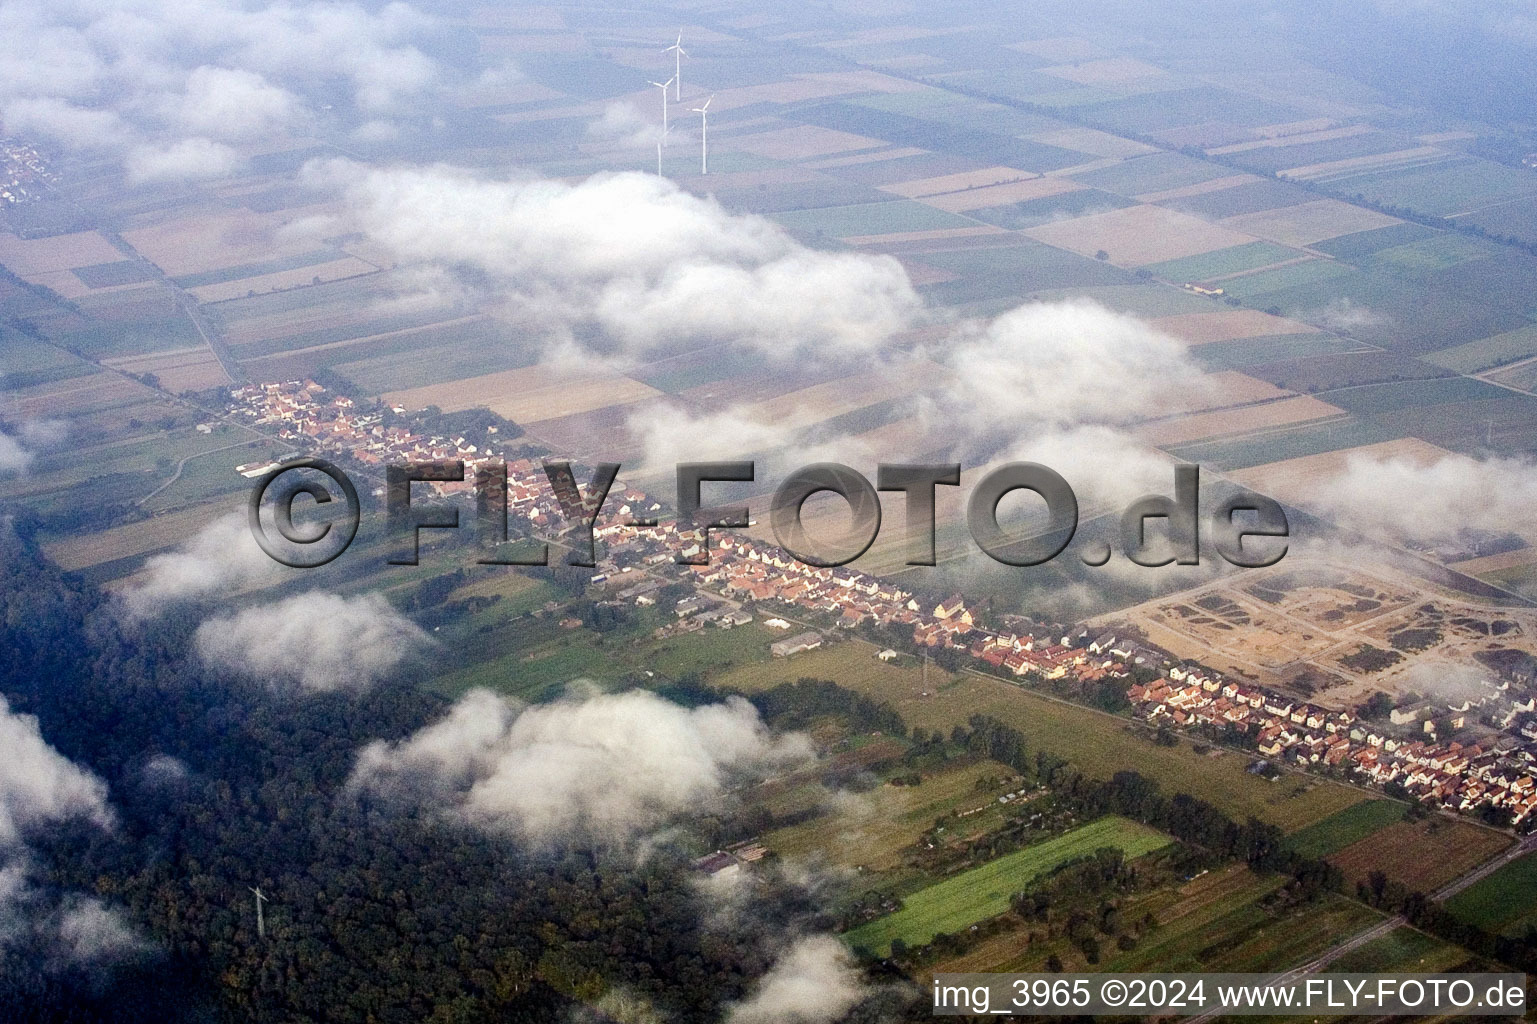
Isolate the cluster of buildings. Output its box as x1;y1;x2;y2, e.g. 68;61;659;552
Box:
0;138;54;205
231;379;1537;830
1128;662;1537;825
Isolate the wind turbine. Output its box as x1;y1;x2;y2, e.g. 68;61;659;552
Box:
657;139;663;177
692;96;712;174
647;76;675;138
664;31;686;101
250;887;269;940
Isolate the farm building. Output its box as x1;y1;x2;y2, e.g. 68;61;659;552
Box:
771;632;823;658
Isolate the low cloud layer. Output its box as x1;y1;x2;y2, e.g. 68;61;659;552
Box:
938;299;1208;437
0;697;140;966
0;419;67;476
194;591;428;694
0;0;449;182
0;696;113;847
118;512;281;619
310;162;923;363
725;935;867;1024
349;687;811;845
1308;450;1537;550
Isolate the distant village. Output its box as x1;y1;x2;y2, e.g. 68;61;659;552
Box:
0;138;55;205
228;379;1537;829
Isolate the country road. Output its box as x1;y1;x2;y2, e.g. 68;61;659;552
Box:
100;229;247;384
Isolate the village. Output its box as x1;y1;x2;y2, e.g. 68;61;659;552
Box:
0;137;55;205
227;379;1537;830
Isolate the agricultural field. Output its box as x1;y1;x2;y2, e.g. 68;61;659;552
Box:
384;364;662;424
1148;308;1319;345
1324;925;1472;973
1427;325;1537;374
770;199;979;239
1139;394;1344;446
761;757;1025;870
1144;241;1302;283
1444;853;1537;936
1329;818;1511;893
843;816;1170;955
1023;203;1257;266
716;639;1367;832
1283;800;1407;859
1220;199;1401;247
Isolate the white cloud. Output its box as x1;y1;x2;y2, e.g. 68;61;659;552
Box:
53;896;147;965
125;136;240;184
937;298;1209;438
0;432;30;474
1307;450;1537;550
0;698;138;966
588;100;661;150
194;591;428;694
0;696;113;848
725;935;867;1024
349;687;812;845
309;162;923;363
171;65;301;139
0;0;450;179
119;511;280;619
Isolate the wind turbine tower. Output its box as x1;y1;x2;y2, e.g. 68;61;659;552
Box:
692;96;712;174
250;887;269;940
648;76;674;138
664;31;686;101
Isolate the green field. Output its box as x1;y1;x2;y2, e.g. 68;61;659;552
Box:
1427;325;1537;374
1365;234;1495;273
1331;157;1537;218
1146;241;1303;283
770;200;977;238
1445;853;1537;935
1218;259;1356;300
1074;150;1233;196
1192;333;1360;371
1283;799;1406;859
1312;222;1442;261
1325;926;1470;973
843;816;1170;954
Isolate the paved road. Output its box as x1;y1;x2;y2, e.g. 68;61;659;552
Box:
100;230;247;383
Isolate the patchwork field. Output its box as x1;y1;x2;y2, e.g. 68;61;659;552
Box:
1139;393;1344;445
1149;308;1320;345
1283;800;1407;859
101;346;230;392
844;816;1171;954
716;640;1367;832
1024;204;1257;266
384;364;662;424
1329;818;1511;893
761;757;1021;870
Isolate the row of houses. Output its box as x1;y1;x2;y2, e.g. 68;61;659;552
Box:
1128;663;1537;824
